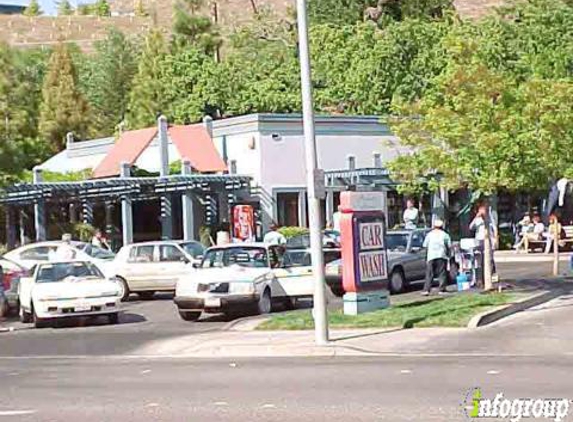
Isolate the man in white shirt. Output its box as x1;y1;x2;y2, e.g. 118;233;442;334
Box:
403;199;419;230
54;233;76;261
422;219;451;296
263;224;287;246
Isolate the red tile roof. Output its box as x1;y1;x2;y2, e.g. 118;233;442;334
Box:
169;124;227;173
93;127;158;178
92;124;226;178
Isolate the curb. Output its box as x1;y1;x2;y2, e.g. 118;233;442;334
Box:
467;290;560;328
221;315;270;331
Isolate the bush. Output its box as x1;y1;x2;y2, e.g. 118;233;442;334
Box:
278;226;309;239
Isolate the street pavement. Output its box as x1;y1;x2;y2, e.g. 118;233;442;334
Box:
0;261;572;421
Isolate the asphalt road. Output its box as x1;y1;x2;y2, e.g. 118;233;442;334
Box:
0;356;571;421
0;261;564;358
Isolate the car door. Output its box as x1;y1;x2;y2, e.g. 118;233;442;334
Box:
157;244;189;290
123;245;159;291
18;268;36;312
271;248;314;298
409;230;428;281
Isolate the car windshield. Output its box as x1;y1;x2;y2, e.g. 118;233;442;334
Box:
36;262;104;283
201;247;268;269
386;233;410;252
180;242;205;258
80;243;116;260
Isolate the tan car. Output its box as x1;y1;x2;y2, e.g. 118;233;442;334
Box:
112;240;204;301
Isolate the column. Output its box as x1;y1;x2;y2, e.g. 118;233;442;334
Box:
431;187;449;227
325;190;334;228
82;200;94;225
105;201;115;248
5;206;16;250
181;159;195;241
19;210;26;245
120;162;133;246
33;167;46;241
298;190;308;227
160;195;173;240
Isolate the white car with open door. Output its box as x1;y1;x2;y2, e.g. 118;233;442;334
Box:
174;243;314;321
18;261;123;328
112;240;204;301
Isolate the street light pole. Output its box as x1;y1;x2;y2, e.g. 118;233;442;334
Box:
296;0;329;345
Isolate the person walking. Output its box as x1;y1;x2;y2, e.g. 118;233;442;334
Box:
422;219;451;296
470;204;497;287
263;223;287;246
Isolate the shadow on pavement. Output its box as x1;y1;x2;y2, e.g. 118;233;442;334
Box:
48;312;147;329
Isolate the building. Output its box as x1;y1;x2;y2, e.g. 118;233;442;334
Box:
2;113;447;248
210;114;420;230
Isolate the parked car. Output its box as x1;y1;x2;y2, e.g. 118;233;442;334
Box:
4;241;115;276
112;240;205;301
325;229;459;296
174;243;314;321
0;257;29;315
18;261;122;328
286;231;340;249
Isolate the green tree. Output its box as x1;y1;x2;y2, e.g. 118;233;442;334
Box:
93;0;111;16
80;29;138;135
172;0;221;54
57;0;74;15
39;43;90;153
126;29;168;129
23;0;42;16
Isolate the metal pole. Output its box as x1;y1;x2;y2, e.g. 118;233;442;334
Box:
181;159;195;241
296;0;329;345
553;219;560;276
120;162;133;246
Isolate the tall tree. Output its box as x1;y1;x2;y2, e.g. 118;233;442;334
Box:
172;0;221;54
93;0;111;16
39;43;90;152
57;0;74;15
126;29;168;129
80;29;138;135
23;0;42;16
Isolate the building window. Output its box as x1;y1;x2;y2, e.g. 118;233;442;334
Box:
277;192;300;227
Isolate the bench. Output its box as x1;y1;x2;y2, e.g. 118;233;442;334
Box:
523;225;573;253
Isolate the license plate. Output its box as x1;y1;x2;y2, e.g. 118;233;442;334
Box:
75;305;91;312
204;297;221;307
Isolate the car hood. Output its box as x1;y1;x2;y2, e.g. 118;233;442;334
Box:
33;277;120;299
193;266;270;284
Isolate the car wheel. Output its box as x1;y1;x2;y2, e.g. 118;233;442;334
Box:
389;269;406;294
117;277;130;302
138;291;155;300
257;289;272;315
179;311;201;321
108;313;119;325
19;306;32;323
33;306;49;329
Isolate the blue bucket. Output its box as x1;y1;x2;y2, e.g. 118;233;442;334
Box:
456;273;470;291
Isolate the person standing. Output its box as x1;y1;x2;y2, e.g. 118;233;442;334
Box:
263;223;287;246
54;233;77;261
91;229;110;250
545;214;562;254
470;204;497;286
422;219;451;296
403;199;419;230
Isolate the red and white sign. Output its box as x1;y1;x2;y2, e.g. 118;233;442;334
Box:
358;251;388;282
232;205;255;242
359;222;385;250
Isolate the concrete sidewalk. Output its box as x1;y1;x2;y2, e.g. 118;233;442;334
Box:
495;250;573;263
130;279;573;359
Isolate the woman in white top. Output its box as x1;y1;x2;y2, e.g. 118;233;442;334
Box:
403;199;419;230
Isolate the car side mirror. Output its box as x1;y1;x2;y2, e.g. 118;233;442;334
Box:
192;262;200;269
180;256;190;264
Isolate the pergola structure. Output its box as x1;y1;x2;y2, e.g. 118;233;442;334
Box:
1;162;252;250
1;115;254;250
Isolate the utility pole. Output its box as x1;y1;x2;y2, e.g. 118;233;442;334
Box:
296;0;329;345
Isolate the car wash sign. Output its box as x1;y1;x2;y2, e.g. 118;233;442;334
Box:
358;222;387;282
340;192;389;293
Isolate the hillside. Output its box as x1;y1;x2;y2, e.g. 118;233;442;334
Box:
0;0;506;51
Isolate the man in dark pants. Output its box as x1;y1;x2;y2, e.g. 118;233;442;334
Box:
422;219;451;296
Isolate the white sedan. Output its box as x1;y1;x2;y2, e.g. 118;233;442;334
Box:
4;241;115;276
18;261;123;328
174;243;314;321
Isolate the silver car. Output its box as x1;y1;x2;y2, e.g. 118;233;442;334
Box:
325;229;434;295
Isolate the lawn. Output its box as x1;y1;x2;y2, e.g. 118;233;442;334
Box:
257;292;517;330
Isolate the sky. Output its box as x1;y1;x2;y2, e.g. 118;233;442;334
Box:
35;0;96;15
